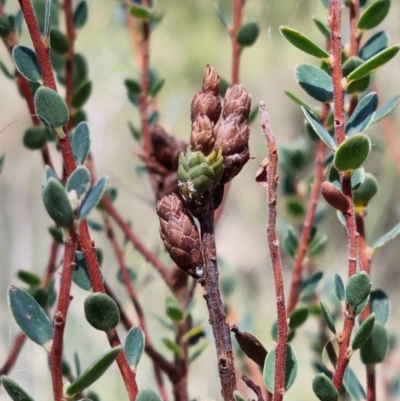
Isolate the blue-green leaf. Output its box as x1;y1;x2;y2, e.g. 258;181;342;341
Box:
71;80;92;109
84;293;120;332
301;107;336;149
72;122;91;164
372;221;400;249
300;271;323;297
1;375;35;401
346;92;378;135
237;22;259;47
346;271;372;308
359;31;388;60
360;323;388;365
34;87;69;129
43;0;52;38
371;95;400;124
370;289;389;326
352;313;375;350
137;389;162;401
73;1;88;30
79;176;108;219
284;90;316;113
66;166;91;199
312;373;338;401
334;133;371;171
320;301;336;334
312;17;330;40
295;64;333;103
12;46;42;83
124;326;145;368
66;346;122;396
333;273;345;301
73;251;92;290
8;286;53;351
343;366;367;400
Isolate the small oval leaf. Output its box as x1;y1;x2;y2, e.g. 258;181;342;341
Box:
347;46;400;84
8;286;53;350
71;80;92;109
50;29;69;55
73;251;92;290
124;326;145;368
352;313;375;350
66;166;91;199
34;87;69;129
334;133;371;172
320;301;336;335
346;92;378;135
23;127;47;150
346;271;372;308
370;289;389;326
372;221;400;250
334;273;345;301
300;271;324;296
237;22;259;47
359;31;388;60
79;176;108;219
280;26;329;59
1;375;35;401
312;373;338;401
84;292;120;332
73;1;88;30
301;107;336;149
165;296;184;322
72;122;91;165
289;307;309;329
353;173;378;207
43;178;74;228
312;17;330;40
66;346;122;396
371;95;400;124
357;0;390;31
295;64;333;103
360;323;388;365
136;389;162;401
263;344;298;393
12;46;42;82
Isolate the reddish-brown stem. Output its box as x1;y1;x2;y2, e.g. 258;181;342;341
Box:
330;0;359;390
18;1;138;398
349;0;360;57
102;197;173;289
259;102;288;401
63;0;75;131
286;105;329;315
366;362;376;401
42;240;61;287
241;373;265;401
231;0;244;85
199;205;236;401
0;332;26;376
49;233;77;401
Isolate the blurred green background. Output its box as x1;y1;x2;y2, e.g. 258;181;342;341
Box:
1;0;400;400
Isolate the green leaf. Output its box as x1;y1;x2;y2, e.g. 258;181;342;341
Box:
343;366;366;400
320;301;336;334
300;271;323;296
34;87;69;129
301;107;336;149
370;289;389;326
333;273;345;301
162;338;183;357
189;342;208;363
116;267;137;284
1;375;35;401
357;0;390;31
150;78;165;98
237;22;259;47
73;251;92;290
71;80;92;109
346;271;372;308
345;92;378;135
371;95;400;124
130;5;150;19
72;122;91;164
66;346;122;396
263;344;297;393
307;236;328;258
23;127;47;150
73;1;88;30
284;90;315;112
0;60;15;80
12;46;42;83
352;313;375;350
295;64;333;103
79;176;108;219
353;173;378;207
360;323;388;365
342;57;371;94
0;153;5;173
165;296;184;322
312;17;330;40
73;53;88;89
214;2;229;29
0;14;12;38
84;293;120;332
359;31;388;60
312;373;338;401
289;307;309;329
66;166;91;199
42;178;74;227
8;286;53;351
351;168;365;190
17;270;41;286
334;133;371;172
372;221;400;249
128;121;142;142
283;227;299;258
124;326;145;368
347;46;400;84
50;29;69;55
322;337;339;371
280;26;329;59
136;389;162;401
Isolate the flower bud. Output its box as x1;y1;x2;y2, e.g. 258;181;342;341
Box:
222;85;251;124
321;181;350;213
202;65;220;95
190;114;215;155
157;194;203;279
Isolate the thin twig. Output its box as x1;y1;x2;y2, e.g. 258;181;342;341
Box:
286;104;329;315
329;0;359;391
259;102;288;401
49;233;77;401
199;205;236;401
241;373;265;401
367;365;376;401
0;332;26;376
231;0;244;86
